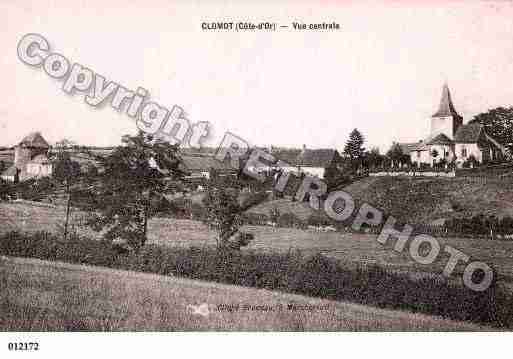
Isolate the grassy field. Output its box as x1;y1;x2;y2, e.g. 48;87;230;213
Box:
248;176;513;225
0;256;488;331
3;201;513;283
344;176;513;224
247;198;328;221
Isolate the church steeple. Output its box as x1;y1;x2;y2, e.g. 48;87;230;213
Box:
430;83;463;139
432;83;459;118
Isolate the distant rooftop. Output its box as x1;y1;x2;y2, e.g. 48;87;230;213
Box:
18;132;50;149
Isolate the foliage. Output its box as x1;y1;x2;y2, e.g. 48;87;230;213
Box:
202;179;249;250
85;131;184;250
307;213;334;227
470;106;513;154
239;191;269;211
0;178;13;201
462;154;479;169
445;214;513;237
343;128;365;165
13;177;57;201
277;212;305;228
1;230;512;328
364;147;385;169
324;162;352;190
386;143;410;167
269;206;280;223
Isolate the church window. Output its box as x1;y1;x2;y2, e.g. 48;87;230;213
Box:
461;148;467;157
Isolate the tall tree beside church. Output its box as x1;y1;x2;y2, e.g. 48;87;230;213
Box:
469;107;513;153
344;128;365;167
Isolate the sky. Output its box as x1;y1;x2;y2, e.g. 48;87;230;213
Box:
1;0;513;153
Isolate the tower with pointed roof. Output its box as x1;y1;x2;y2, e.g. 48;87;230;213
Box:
1;132;53;182
430;83;463;140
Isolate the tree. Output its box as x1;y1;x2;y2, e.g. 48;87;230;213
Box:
0;178;13;201
53;139;81;240
469;106;513;154
87;131;184;250
343;129;365;164
202;178;252;251
386;143;409;168
364;147;384;169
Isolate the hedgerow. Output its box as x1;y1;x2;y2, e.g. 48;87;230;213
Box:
1;230;512;328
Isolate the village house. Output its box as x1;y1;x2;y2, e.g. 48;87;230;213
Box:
402;84;505;168
1;132;53;182
179;152;239;181
253;145;343;179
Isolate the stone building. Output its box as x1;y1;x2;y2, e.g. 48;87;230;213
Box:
1;132;53;182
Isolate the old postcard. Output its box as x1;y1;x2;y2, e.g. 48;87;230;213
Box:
1;0;512;357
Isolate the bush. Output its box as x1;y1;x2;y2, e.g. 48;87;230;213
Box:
2;231;513;328
307;213;334;227
269;206;280;223
444;214;512;237
462;155;479;169
0;178;14;201
239;191;269;211
241;212;269;225
277;212;305;229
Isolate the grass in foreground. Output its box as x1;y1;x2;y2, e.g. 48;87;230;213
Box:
1;231;511;328
0;256;488;331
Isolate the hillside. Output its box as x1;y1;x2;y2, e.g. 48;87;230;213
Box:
344;176;513;225
0;256;487;331
5;201;513;282
246;198;329;222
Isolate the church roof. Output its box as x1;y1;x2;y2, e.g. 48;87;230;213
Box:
427;133;454;145
18;132;50;149
432;84;460;118
454;123;483;143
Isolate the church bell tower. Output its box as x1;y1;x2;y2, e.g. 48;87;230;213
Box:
430;83;463;140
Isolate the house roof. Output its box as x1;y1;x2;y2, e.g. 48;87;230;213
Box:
180;154;237;172
297;149;338;167
432;84;460;118
18;132;50;149
454;123;483;143
30;154;50;164
271;149;302;166
398;143;420;154
410;142;430;151
270;148;339;168
427;133;454;145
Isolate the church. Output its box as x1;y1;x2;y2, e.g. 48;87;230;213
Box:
402;84;505;168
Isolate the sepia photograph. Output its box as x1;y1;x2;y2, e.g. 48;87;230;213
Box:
1;0;513;357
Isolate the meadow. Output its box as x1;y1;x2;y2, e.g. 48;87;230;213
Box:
0;256;488;331
2;201;513;283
